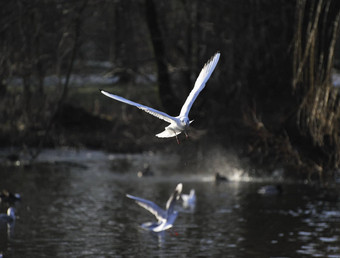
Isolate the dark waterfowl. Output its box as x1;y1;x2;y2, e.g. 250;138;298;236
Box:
6;153;19;163
215;172;229;183
0;190;21;204
137;163;154;178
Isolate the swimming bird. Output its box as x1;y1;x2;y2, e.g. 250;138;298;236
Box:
0;190;21;204
181;189;196;209
137;163;154;178
126;183;183;232
257;184;283;195
0;207;15;223
101;52;220;144
215;172;229;183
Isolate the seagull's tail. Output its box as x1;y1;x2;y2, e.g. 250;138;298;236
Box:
156;129;181;138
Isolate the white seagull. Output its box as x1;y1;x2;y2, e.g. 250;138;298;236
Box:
101;52;220;143
126;183;183;232
181;189;196;209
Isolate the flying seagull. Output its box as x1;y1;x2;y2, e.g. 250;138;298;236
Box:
101;52;220;143
126;183;183;232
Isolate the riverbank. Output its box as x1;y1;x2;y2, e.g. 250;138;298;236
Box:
0;99;336;185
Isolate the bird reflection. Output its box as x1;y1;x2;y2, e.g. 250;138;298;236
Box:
0;208;16;243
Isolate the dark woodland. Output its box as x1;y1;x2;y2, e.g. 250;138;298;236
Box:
1;0;340;182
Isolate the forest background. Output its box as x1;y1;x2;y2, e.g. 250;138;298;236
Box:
1;0;340;182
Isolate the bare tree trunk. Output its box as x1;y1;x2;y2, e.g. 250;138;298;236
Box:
144;0;179;115
30;0;88;161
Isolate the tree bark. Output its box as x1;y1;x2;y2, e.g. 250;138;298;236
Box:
144;0;179;115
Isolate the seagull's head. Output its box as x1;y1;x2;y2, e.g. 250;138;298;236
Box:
179;117;190;127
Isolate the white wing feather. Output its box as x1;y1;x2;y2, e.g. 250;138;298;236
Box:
126;194;167;222
101;90;176;124
166;183;182;213
179;52;220;117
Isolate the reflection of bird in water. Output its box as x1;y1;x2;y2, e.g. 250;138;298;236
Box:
0;207;15;223
101;52;220;144
0;190;21;204
181;189;196;209
137;163;154;178
257;184;283;195
0;207;15;240
126;183;183;232
215;172;228;183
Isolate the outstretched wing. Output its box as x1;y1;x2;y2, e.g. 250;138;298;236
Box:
126;194;167;221
101;90;176;124
179;52;220;118
166;183;183;216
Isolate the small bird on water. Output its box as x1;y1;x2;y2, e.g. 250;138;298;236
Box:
137;163;154;178
0;189;21;204
101;52;220;144
215;172;229;183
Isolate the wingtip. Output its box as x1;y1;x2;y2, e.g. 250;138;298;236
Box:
205;52;220;66
100;89;113;98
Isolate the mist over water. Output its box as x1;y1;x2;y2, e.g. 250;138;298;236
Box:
0;149;339;257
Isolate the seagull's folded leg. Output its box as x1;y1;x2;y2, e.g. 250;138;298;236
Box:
184;130;189;139
175;135;180;144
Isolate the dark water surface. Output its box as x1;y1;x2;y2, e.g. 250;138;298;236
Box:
0;149;339;257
